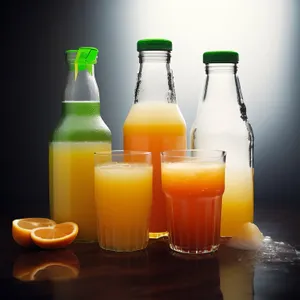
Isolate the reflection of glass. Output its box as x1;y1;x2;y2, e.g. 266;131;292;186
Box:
218;245;254;300
13;250;80;282
161;149;226;254
147;241;223;299
99;248;149;272
94;150;152;252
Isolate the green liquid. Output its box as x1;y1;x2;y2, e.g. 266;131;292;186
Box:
51;101;111;142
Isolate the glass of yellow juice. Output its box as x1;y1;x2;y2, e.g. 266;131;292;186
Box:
94;150;152;252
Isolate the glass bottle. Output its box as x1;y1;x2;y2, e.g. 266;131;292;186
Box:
123;39;187;239
49;47;112;242
190;51;254;237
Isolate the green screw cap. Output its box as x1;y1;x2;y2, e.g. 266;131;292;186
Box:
203;51;239;64
137;39;172;51
75;47;99;65
65;47;99;80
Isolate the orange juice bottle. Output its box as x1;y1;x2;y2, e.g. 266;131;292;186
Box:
123;39;187;239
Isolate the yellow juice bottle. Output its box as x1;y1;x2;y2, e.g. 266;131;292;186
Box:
49;47;111;241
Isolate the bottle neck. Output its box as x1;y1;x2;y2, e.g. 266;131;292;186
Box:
134;50;176;103
205;63;237;75
204;64;237;99
203;63;247;119
64;64;100;101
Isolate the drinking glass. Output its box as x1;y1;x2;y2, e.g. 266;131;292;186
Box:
94;150;152;252
161;149;226;254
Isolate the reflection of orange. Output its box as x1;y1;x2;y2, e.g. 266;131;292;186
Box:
12;218;56;248
31;222;78;249
13;250;80;282
30;262;79;281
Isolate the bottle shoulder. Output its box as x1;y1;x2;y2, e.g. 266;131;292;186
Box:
193;100;252;129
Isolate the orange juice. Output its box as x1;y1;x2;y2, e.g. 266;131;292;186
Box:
123;101;186;238
94;163;152;252
162;161;225;254
50;141;111;241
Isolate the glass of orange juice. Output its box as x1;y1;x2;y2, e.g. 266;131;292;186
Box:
161;149;226;255
94;150;152;252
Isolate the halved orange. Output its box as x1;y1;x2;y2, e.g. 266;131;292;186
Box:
31;222;78;249
12;218;56;248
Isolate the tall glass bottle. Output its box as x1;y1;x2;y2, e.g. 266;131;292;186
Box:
123;39;187;239
190;51;254;237
49;47;112;242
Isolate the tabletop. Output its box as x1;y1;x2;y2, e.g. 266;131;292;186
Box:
1;209;299;300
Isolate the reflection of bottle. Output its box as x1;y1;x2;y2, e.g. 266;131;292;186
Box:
190;51;254;237
49;47;112;242
13;250;80;281
123;39;187;239
218;246;254;300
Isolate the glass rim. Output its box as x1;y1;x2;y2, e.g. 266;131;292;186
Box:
161;149;226;159
94;150;152;156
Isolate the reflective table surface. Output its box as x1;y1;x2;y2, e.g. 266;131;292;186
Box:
1;210;299;300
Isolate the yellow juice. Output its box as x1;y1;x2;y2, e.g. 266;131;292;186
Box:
221;168;254;237
49;141;111;241
94;163;152;252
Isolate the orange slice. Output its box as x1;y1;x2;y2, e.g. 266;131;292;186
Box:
31;222;78;249
13;250;80;281
12;218;56;248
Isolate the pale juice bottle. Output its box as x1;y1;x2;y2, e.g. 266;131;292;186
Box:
49;47;112;241
190;51;254;237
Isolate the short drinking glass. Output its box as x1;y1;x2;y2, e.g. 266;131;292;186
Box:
94;150;152;252
161;149;226;254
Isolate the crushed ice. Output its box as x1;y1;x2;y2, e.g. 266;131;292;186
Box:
255;236;300;264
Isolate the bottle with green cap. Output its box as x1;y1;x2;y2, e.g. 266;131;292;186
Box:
123;38;187;239
190;51;254;238
49;47;111;242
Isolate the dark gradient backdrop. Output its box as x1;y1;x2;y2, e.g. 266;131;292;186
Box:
3;0;300;218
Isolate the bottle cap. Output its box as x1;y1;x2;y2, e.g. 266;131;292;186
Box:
65;47;99;79
137;39;172;51
75;47;99;65
203;51;239;64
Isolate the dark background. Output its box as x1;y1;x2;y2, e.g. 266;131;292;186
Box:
2;0;300;219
